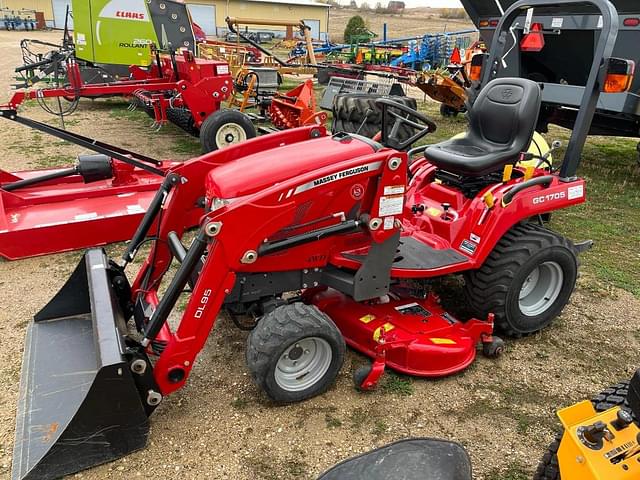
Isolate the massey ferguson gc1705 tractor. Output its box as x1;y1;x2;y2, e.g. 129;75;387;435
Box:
10;0;633;478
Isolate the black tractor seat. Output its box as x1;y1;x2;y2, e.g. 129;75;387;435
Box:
426;78;542;177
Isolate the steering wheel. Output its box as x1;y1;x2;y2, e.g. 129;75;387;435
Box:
376;98;437;151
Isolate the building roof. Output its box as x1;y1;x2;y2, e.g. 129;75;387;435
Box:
245;0;330;8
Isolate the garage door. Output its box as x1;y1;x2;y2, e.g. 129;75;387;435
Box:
303;19;320;41
53;0;73;30
186;4;216;36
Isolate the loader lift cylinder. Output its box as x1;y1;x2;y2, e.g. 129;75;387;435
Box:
142;227;210;345
122;173;182;264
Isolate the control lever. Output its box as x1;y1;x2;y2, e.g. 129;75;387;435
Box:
442;203;453;221
580;421;608;448
611;408;634;431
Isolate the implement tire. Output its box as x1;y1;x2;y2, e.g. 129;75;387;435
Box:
246;303;345;404
331;94;419;148
534;381;632;480
199;109;256;153
464;223;578;337
166;107;198;136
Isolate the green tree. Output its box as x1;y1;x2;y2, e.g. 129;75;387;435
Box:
343;15;368;42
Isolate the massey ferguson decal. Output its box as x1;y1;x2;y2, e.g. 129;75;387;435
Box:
99;0;149;22
291;161;383;196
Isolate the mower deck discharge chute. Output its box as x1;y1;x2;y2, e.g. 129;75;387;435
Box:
13;249;155;480
11;0;629;477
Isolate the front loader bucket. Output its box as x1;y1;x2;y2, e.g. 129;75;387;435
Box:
12;249;151;480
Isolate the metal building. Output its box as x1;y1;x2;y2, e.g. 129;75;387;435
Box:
1;0;330;40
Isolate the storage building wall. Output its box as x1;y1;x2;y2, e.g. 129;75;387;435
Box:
185;0;329;40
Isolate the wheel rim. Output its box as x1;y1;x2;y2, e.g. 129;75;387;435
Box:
518;261;564;316
274;337;332;392
215;122;247;148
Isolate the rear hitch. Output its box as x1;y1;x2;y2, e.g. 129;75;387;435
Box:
574;240;594;254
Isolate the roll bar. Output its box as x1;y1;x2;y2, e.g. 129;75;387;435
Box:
481;0;620;180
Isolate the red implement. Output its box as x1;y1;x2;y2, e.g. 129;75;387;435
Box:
0;160;182;259
269;79;329;130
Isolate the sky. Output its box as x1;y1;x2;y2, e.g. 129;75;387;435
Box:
337;0;463;6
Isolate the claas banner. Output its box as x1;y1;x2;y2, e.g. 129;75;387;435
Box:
72;0;196;66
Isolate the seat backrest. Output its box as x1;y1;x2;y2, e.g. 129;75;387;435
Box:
468;78;541;153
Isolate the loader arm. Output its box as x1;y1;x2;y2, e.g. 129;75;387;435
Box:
129;126;327;292
132;135;406;395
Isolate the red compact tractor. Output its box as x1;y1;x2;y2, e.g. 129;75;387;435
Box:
10;1;633;478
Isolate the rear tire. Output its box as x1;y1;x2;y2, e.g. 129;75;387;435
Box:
332;118;380;138
464;223;578;337
534;381;632;480
246;303;345;403
199;109;256;153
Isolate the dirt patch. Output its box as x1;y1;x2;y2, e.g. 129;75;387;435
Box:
0;29;639;480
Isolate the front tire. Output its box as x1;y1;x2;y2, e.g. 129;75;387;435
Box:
465;223;578;337
246;303;345;403
199;109;256;153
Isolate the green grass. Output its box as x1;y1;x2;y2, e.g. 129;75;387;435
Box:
108;104;150;122
231;397;249;409
486;461;530;480
172;136;202;156
371;419;388;436
381;372;414;396
325;413;343;428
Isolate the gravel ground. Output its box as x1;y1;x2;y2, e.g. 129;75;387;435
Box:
0;30;639;480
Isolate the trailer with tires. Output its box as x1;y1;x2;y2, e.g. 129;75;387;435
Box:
461;0;640;159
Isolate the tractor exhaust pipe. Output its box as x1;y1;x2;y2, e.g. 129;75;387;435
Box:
12;249;157;480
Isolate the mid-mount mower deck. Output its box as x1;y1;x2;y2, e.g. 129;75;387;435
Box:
9;0;632;478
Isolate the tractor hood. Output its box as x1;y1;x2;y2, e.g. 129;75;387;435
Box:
205;135;378;199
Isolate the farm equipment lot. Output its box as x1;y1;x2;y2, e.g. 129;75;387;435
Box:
0;29;639;480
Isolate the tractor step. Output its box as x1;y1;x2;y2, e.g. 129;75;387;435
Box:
342;236;468;273
12;250;153;480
